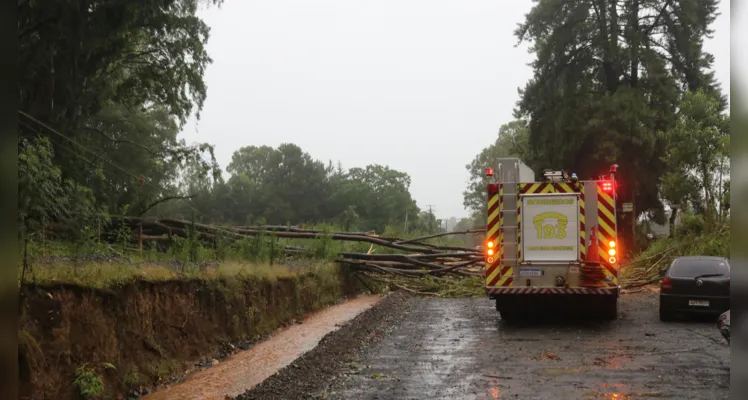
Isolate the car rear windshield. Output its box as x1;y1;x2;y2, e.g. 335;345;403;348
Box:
669;258;730;278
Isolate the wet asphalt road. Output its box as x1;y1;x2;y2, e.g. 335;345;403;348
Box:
328;290;730;400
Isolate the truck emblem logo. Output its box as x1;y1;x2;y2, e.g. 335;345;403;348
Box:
532;211;568;240
696;279;703;286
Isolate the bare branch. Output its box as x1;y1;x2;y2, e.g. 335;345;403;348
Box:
643;0;674;35
137;195;198;217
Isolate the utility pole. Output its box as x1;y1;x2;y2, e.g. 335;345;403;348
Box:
426;205;435;234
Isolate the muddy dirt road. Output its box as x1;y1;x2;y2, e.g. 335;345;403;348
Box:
322;290;729;400
145;295;382;400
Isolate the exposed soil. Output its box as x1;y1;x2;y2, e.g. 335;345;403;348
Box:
235;291;412;400
235;289;729;400
18;266;372;400
144;295;382;400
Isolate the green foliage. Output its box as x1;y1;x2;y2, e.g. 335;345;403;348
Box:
155;144;425;234
660;89;729;226
72;364;105;399
19;0;222;235
511;0;723;221
625;211;729;282
463;119;529;215
123;366;141;388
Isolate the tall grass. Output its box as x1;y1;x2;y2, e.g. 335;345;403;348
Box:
19;222;463;288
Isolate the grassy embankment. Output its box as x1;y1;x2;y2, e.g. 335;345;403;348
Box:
18;224;480;399
620;213;730;287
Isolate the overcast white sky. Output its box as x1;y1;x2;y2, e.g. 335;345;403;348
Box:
179;0;730;220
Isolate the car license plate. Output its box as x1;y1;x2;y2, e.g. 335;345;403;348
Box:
689;300;710;307
520;269;542;277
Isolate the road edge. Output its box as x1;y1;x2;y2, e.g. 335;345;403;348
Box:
234;291;412;400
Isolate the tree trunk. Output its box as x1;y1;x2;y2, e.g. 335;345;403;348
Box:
629;0;640;87
669;206;678;237
604;0;619;92
701;163;714;228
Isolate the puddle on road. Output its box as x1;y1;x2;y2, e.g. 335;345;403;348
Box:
144;295;382;400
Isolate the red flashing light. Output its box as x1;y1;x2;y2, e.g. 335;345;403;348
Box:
602;181;614;192
486;168;494;177
610;164;618;173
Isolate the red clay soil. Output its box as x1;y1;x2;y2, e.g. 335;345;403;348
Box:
235;291;412;400
18;268;370;400
144;295;382;400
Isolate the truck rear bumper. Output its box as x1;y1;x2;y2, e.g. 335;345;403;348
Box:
486;286;619;296
489;287;619;314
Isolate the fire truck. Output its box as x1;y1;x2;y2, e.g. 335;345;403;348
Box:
483;158;620;320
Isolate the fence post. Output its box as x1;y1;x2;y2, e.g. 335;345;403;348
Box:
42;221;46;257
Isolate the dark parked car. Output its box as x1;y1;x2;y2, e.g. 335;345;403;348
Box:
659;256;730;321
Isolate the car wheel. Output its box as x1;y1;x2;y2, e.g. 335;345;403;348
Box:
659;304;674;322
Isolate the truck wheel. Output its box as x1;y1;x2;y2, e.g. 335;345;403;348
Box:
499;311;518;321
602;297;618;320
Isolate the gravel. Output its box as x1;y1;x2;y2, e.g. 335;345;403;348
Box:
234;291;412;400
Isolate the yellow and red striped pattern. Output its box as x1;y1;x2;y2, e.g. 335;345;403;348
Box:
485;185;501;287
517;182;584;263
596;183;618;286
494;185;513;286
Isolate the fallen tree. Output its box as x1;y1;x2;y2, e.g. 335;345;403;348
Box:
105;217;486;282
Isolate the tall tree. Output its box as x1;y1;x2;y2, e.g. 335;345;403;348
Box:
513;0;723;244
661;89;729;230
463;119;529;216
18;0;222;225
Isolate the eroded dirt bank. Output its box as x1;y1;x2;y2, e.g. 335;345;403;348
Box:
18;266;372;400
144;295;382;400
237;289;729;400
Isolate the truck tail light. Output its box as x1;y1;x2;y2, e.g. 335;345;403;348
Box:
661;277;673;292
609;240;616;248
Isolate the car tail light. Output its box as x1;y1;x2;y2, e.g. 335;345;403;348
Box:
661;277;673;292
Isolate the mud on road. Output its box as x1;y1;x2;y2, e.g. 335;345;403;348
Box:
238;289;729;400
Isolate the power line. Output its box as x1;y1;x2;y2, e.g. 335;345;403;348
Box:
19;110;148;185
18;110;202;216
